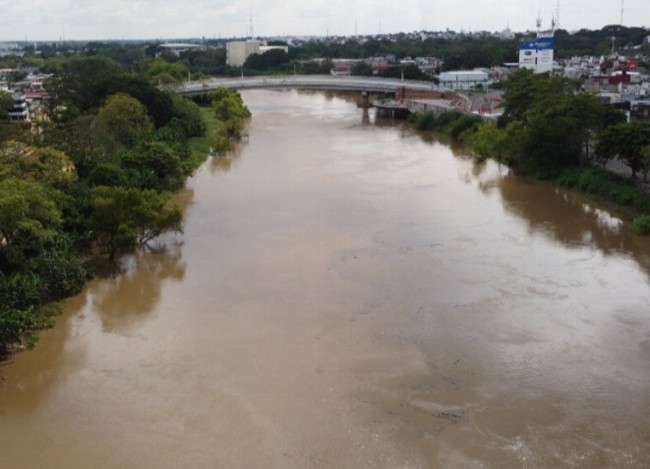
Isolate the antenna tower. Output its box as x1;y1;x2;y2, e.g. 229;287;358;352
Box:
554;0;560;30
620;0;625;25
536;9;542;33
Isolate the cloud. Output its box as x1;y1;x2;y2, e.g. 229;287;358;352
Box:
0;0;648;40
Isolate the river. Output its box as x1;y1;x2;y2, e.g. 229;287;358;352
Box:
1;90;649;468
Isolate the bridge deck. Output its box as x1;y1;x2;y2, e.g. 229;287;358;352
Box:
176;75;444;96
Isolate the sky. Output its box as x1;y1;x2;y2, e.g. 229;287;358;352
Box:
0;0;648;41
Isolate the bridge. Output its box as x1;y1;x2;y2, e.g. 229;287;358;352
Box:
175;75;444;96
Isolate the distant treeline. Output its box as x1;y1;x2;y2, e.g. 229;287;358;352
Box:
2;26;647;81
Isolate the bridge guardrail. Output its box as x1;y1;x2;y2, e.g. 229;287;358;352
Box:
176;75;442;95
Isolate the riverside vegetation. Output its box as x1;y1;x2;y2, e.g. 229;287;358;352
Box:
409;68;650;235
0;55;250;357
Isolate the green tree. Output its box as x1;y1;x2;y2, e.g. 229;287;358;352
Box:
468;123;507;163
35;234;87;301
642;145;650;181
210;88;251;121
168;95;206;139
62;115;120;177
596;121;650;178
0;144;76;190
0;177;61;271
243;49;290;71
351;61;373;76
96;93;154;147
499;68;570;125
122;141;189;192
48;55;126;115
91;185;183;262
0;91;13;120
493;69;613;175
140;57;188;84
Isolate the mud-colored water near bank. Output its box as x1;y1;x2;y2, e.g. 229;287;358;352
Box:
1;90;649;468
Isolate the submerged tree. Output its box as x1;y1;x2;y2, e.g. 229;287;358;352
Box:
91;185;183;262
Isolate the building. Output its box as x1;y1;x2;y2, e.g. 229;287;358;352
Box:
226;40;261;67
260;45;288;55
7;92;30;121
0;42;23;57
160;43;204;57
438;70;490;90
519;31;555;74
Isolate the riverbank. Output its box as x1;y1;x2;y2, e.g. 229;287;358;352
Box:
408;109;650;235
0;89;250;358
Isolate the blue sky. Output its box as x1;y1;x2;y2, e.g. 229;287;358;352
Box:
0;0;648;41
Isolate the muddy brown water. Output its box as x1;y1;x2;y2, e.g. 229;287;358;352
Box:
1;90;649;468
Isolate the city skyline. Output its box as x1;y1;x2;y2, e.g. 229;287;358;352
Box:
0;0;649;41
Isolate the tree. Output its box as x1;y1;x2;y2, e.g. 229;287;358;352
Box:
63;115;120;177
642;145;650;181
140;57;188;84
492;69;614;175
243;49;290;71
0;177;61;271
167;94;206;139
210;88;251;121
379;64;428;80
96;93;154;147
91;186;182;262
596;121;650;178
0;91;13;120
0;144;77;190
122;141;189;192
48;55;126;115
498;68;570;125
468;123;507;163
35;234;87;301
351;61;374;76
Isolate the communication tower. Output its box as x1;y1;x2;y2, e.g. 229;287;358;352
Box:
620;0;625;25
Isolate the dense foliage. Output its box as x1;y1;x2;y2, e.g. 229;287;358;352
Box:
0;55;250;357
406;68;650;235
468;69;625;177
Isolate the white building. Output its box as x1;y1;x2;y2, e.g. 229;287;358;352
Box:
226;40;261;67
7;92;30;121
438;70;490;90
260;45;289;55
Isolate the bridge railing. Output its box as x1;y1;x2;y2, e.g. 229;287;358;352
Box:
176;75;442;95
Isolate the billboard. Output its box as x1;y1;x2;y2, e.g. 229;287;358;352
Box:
519;35;555;73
